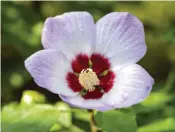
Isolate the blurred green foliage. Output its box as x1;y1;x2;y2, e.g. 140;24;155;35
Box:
95;109;137;132
1;1;175;132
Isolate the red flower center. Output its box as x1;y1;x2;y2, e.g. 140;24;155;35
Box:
66;53;115;99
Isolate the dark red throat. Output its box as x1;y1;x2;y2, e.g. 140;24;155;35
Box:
66;53;115;99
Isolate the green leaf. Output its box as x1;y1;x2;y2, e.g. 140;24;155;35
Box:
50;123;62;132
20;90;46;105
1;103;61;132
95;110;137;132
141;92;172;109
55;102;72;128
72;109;91;132
132;104;150;113
138;118;175;132
133;89;173;113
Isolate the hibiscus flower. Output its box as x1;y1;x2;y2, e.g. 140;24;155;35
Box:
25;12;154;111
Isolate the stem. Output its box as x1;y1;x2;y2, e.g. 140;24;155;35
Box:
89;110;98;132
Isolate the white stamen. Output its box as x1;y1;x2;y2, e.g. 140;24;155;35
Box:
78;68;100;91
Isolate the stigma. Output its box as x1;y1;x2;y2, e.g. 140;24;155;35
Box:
78;68;100;91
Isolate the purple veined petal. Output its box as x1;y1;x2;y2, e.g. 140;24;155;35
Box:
42;11;96;60
59;94;112;111
102;64;154;108
95;12;147;70
25;49;78;96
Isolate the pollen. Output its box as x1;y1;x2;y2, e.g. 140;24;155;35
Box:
78;68;100;91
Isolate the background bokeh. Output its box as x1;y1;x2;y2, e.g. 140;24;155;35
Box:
1;1;175;132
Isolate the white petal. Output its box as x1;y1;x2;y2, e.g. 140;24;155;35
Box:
102;64;154;108
25;50;77;96
59;95;113;111
42;12;96;60
96;12;147;70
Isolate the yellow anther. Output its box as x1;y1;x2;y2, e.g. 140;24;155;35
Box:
79;68;100;92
